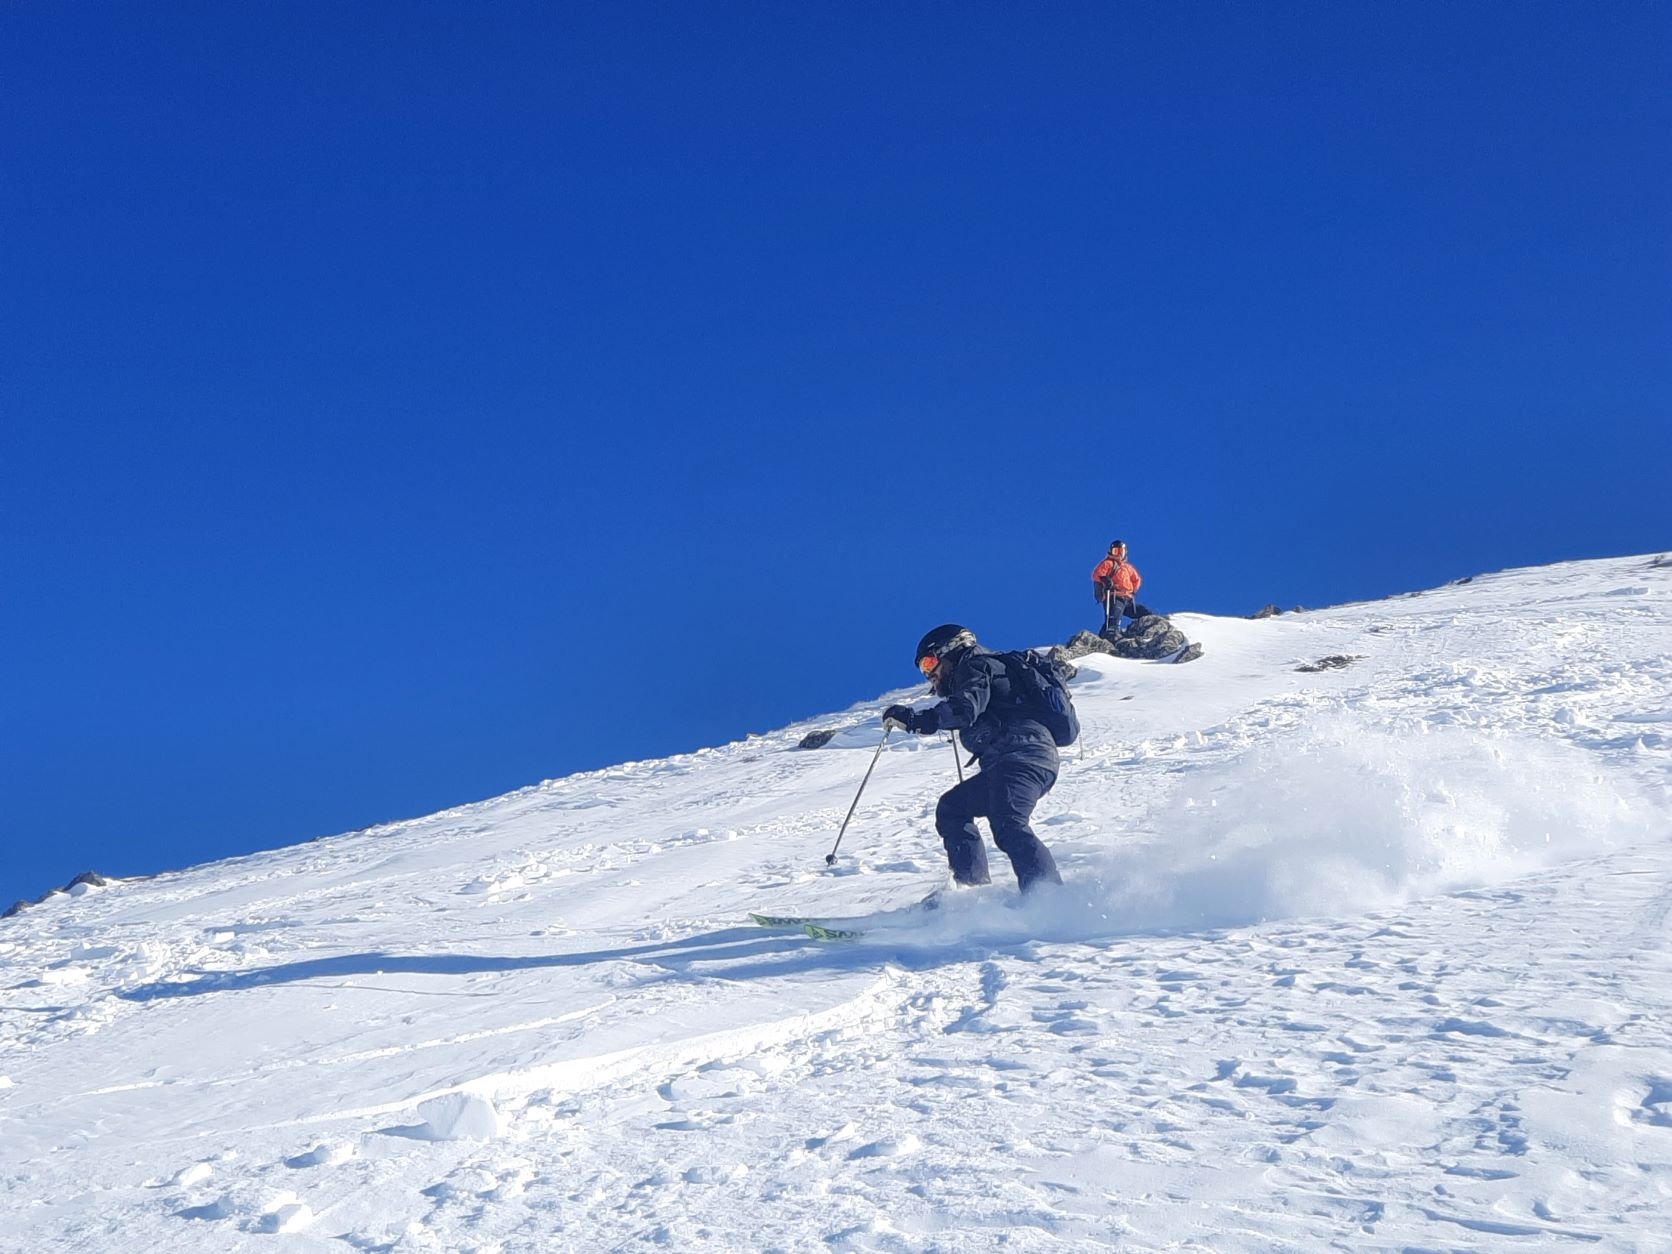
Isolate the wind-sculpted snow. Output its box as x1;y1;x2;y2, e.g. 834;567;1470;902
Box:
1;554;1669;1250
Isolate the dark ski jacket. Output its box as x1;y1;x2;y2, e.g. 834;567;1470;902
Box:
916;647;1059;774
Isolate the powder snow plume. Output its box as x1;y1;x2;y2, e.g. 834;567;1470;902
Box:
1052;718;1653;937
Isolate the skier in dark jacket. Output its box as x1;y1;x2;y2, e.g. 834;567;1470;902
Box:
882;624;1064;893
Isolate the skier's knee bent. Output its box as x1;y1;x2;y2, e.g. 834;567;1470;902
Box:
936;779;991;886
934;785;976;835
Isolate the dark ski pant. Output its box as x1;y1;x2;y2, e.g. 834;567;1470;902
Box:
935;757;1063;893
1101;595;1153;636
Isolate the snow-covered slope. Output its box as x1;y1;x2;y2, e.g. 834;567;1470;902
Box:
3;555;1669;1251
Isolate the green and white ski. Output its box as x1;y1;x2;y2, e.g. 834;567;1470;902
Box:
803;923;866;941
753;884;966;939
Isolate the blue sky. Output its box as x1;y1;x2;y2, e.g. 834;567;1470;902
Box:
3;3;1668;908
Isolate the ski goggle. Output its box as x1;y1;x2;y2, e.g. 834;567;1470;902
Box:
917;654;941;677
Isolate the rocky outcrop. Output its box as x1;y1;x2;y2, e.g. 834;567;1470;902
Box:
797;729;836;750
4;870;113;919
1108;614;1192;661
1054;617;1204;665
1043;652;1079;681
1057;631;1116;662
1296;654;1364;673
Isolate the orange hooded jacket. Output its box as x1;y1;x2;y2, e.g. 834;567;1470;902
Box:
1092;554;1142;599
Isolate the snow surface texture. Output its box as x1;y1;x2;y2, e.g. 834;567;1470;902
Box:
2;555;1670;1251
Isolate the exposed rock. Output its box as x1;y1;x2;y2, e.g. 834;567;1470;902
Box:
2;869;113;919
1651;554;1672;569
1056;631;1116;662
1296;655;1364;673
797;729;837;750
1106;614;1193;661
1174;642;1204;664
1042;652;1079;681
1252;604;1282;619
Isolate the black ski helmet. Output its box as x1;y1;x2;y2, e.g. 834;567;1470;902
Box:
914;624;976;670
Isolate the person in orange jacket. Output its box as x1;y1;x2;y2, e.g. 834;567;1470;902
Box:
1091;539;1151;637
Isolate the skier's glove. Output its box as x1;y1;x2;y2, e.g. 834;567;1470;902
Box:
883;704;923;733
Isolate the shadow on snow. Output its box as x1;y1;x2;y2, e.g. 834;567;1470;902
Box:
114;925;1038;1001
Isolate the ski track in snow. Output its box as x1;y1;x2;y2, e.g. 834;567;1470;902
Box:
2;554;1670;1251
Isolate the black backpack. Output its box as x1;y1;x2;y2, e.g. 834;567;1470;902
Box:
995;650;1080;747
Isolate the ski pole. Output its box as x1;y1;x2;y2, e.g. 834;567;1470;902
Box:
825;725;892;866
950;731;964;783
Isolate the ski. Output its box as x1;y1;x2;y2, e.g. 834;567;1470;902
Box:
804;923;866;941
749;912;832;928
753;884;964;935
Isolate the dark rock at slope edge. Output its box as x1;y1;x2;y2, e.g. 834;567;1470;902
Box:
1057;631;1116;662
1108;614;1203;664
3;870;113;920
1296;654;1364;673
1053;620;1202;667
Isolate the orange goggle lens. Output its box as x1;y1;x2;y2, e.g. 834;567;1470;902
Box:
917;655;940;677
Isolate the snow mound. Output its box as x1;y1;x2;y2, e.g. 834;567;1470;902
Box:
407;1091;503;1141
